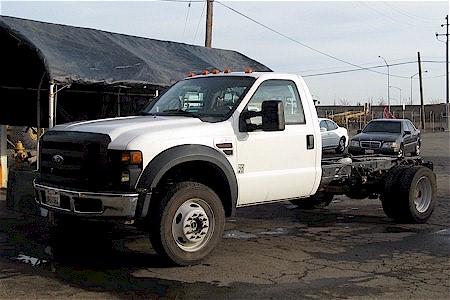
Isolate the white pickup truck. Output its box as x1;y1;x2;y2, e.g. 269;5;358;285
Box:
34;70;437;266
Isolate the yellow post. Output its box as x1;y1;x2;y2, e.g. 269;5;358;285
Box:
0;125;7;188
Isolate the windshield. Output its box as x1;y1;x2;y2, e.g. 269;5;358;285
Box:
363;121;401;134
143;76;256;122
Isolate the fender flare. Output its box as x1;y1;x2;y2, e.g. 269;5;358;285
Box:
136;144;237;217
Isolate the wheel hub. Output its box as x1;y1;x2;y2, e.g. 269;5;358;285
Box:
413;176;432;213
181;208;209;242
172;199;211;251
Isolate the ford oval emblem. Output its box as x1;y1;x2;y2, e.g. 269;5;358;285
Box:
52;154;64;164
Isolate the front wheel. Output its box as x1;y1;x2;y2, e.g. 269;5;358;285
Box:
149;182;225;266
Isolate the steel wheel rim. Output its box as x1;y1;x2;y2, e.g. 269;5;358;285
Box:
339;139;345;151
414;176;432;213
398;146;404;158
172;198;214;252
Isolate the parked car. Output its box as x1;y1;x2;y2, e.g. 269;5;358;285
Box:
348;118;421;157
319;118;349;153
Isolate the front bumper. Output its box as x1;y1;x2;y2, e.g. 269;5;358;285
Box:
34;182;139;218
348;146;398;156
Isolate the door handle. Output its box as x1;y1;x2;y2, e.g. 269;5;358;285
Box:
307;134;314;149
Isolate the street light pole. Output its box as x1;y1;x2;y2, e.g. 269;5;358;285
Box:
379;55;390;114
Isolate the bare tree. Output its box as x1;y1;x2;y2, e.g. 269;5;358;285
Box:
338;98;352;106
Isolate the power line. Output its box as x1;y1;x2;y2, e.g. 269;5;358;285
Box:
303;60;446;78
216;1;446;80
215;1;387;76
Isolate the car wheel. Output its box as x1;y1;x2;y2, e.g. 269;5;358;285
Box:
412;142;420;156
397;144;405;158
395;166;436;223
149;182;225;266
335;137;346;153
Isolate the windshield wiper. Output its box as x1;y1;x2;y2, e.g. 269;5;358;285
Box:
160;109;199;117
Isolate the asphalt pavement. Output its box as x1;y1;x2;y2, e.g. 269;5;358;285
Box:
0;131;448;300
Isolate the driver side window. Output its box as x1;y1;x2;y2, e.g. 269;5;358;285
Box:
244;79;305;126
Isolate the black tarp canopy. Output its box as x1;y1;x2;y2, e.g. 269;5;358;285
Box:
0;15;272;127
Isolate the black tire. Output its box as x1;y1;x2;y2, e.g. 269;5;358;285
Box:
335;137;346;154
290;192;333;209
149;182;225;266
395;166;437;223
380;165;411;219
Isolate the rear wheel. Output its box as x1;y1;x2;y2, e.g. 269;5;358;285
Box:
381;166;436;223
290;192;334;209
396;166;436;223
149;182;225;266
335;137;346;153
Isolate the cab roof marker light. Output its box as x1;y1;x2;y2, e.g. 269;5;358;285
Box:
212;69;220;74
202;70;210;75
187;72;196;77
224;69;231;73
245;69;253;73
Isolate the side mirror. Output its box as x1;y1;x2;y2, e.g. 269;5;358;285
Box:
261;100;285;131
357;129;362;134
239;100;285;132
403;130;411;136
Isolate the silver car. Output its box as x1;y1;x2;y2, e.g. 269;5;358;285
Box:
319;118;349;153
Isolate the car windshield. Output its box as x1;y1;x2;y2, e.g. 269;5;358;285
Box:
142;76;256;122
362;121;401;134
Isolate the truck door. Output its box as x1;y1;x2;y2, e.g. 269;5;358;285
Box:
235;79;319;206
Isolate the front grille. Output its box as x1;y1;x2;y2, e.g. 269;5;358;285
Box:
360;140;382;149
38;131;113;190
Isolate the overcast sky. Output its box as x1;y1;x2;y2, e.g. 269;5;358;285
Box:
1;1;448;106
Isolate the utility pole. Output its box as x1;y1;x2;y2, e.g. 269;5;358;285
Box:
418;52;426;130
378;56;390;114
436;15;449;131
205;0;213;48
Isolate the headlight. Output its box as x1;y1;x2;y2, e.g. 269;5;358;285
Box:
350;140;359;147
108;150;143;187
382;142;398;149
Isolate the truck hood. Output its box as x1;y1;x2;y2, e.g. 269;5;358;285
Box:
50;115;208;147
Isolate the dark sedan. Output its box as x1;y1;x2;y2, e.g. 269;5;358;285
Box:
348;118;421;157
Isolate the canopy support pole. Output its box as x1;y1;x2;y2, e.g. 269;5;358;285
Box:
49;83;55;128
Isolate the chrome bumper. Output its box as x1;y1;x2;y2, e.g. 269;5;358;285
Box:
34;182;139;218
